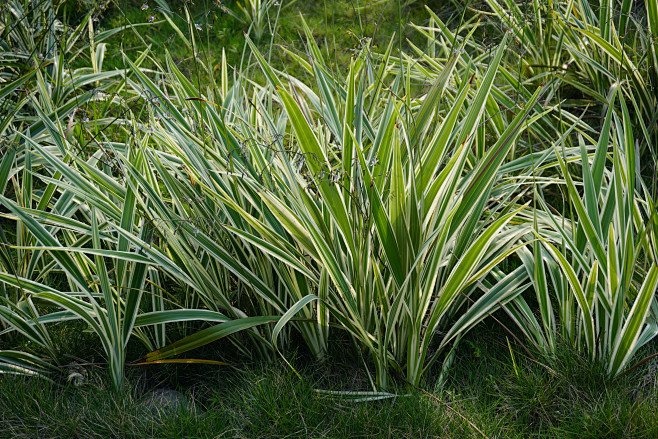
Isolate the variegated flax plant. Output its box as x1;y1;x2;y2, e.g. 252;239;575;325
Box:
0;0;656;392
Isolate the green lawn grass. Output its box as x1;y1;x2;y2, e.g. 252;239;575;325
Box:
2;324;657;438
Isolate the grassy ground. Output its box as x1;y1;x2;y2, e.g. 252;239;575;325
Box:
2;322;658;438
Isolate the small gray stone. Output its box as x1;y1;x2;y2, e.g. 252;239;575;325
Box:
142;388;192;415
